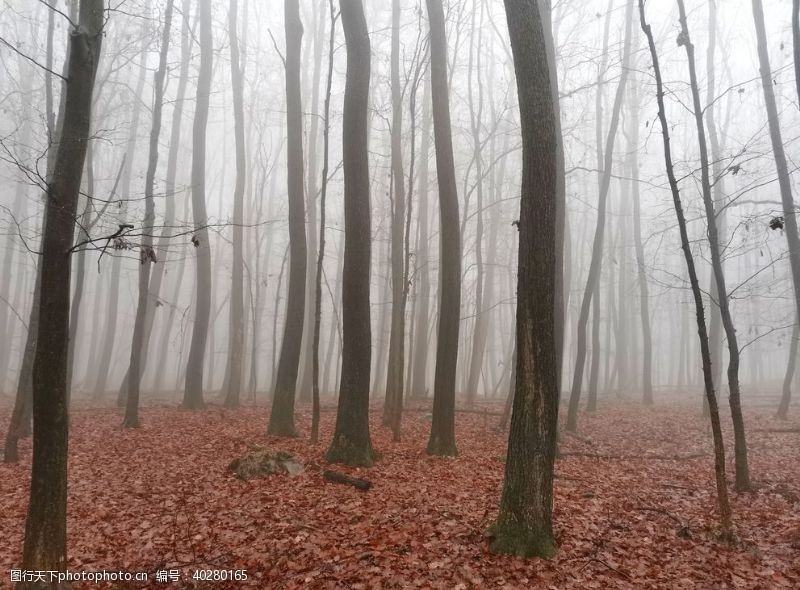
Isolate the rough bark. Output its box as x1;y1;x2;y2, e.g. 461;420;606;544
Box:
326;0;374;468
490;0;559;559
19;0;103;583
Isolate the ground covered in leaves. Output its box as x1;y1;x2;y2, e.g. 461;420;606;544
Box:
1;397;799;588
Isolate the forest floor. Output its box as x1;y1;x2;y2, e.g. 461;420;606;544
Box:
0;396;799;589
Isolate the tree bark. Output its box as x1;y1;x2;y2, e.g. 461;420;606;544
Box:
124;0;174;428
426;0;461;457
268;0;308;436
491;0;559;559
183;0;214;409
326;0;374;467
19;0;103;583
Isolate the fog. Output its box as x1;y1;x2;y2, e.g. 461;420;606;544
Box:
0;0;798;586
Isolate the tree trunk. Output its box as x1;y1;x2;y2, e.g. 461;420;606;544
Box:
426;0;461;457
639;0;733;540
779;319;798;420
410;73;432;401
183;0;214;409
756;0;800;420
676;0;749;491
628;80;653;405
383;0;407;438
491;0;559;559
20;0;103;582
326;0;374;467
223;0;247;408
124;0;174;428
268;0;308;436
566;0;633;432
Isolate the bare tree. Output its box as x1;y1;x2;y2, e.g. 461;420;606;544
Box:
326;0;374;467
124;0;174;428
490;0;559;559
183;0;214;409
19;0;103;580
223;0;247;408
268;0;308;436
639;0;733;541
675;0;749;491
426;0;461;457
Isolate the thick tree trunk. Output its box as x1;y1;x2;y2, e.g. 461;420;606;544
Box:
676;0;749;491
124;0;174;428
269;0;308;436
326;0;374;467
19;1;103;583
426;0;461;457
779;320;798;419
639;0;733;540
491;0;559;559
183;0;214;409
223;0;247;408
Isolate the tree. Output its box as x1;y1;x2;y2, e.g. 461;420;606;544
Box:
268;0;308;436
124;0;174;428
326;0;374;468
639;0;733;540
756;0;800;420
19;0;104;582
490;0;559;559
383;0;407;439
566;0;634;430
426;0;461;457
223;0;247;408
675;0;749;491
183;0;214;409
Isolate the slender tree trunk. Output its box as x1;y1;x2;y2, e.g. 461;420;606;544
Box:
566;0;633;431
269;0;308;436
491;0;559;559
779;319;798;419
628;81;653;404
19;1;103;582
312;0;337;444
383;0;407;438
183;0;214;409
756;0;800;420
426;0;461;457
639;0;733;540
298;0;327;403
410;73;432;400
223;0;247;408
677;0;749;491
326;0;374;467
124;0;174;428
